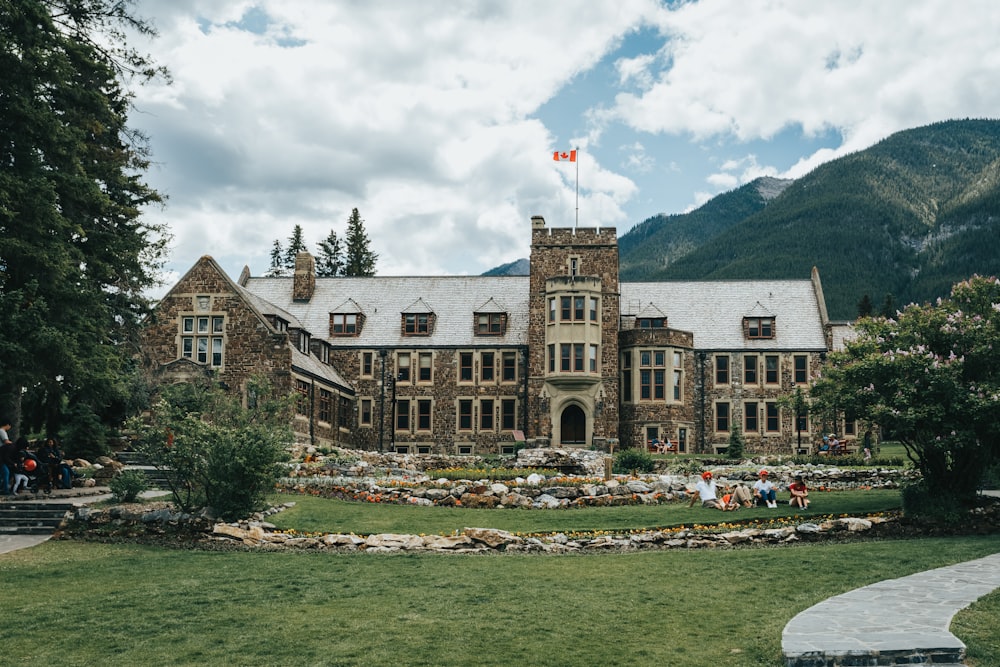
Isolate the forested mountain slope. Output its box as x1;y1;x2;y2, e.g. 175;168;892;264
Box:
619;119;1000;319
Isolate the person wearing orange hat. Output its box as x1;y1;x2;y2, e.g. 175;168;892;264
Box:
753;469;778;508
688;470;732;510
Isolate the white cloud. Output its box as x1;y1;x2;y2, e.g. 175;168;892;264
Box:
125;0;1000;284
131;0;662;281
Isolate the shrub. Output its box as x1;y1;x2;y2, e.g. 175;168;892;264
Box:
132;376;293;520
613;448;654;474
901;480;965;523
109;469;149;503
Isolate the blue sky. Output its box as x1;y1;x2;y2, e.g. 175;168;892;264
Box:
128;0;1000;291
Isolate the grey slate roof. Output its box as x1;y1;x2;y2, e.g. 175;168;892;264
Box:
290;347;353;391
244;276;530;348
242;275;828;352
621;280;828;351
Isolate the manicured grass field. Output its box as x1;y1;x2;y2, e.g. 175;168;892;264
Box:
2;535;999;666
269;488;903;536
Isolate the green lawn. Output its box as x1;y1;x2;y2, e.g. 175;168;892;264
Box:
2;535;998;666
269;488;903;536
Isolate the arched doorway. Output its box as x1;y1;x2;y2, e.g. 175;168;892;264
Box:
560;404;587;445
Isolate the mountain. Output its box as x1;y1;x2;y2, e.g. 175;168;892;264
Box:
618;119;1000;320
481;257;530;276
618;176;792;281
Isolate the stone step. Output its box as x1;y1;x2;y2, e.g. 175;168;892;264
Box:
116;450;151;466
0;502;74;535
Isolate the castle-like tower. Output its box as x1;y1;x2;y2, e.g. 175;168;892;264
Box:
526;217;620;448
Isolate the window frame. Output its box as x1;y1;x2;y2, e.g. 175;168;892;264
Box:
715;355;729;386
744;401;758;432
715;402;730;433
331;313;358;336
745;317;775;339
476;313;506;336
743;355;758;385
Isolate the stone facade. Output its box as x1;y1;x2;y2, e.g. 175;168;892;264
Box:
140;256;354;449
527;219;620;450
142;217;845;455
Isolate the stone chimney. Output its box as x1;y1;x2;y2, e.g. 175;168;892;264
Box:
293;251;316;302
531;215;546;229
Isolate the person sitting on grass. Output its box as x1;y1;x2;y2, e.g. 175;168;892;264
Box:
725;482;754;508
753;469;778;508
788;475;810;509
688;471;736;511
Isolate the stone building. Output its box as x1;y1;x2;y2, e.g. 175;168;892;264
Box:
140;216;848;454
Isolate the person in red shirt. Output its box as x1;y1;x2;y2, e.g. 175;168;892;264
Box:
789;475;810;509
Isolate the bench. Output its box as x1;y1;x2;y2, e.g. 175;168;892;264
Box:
647;440;678;454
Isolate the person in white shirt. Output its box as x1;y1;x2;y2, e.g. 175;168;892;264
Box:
753;469;778;508
688;471;734;510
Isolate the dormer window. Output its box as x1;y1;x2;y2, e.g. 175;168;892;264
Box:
402;298;435;336
331;313;357;335
745;317;775;339
329;299;365;337
297;330;310;353
637;317;666;328
404;313;432;336
476;312;506;336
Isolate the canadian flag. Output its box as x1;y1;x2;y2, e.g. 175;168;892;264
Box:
553;150;577;162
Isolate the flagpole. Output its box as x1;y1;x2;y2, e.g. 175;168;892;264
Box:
575;146;579;229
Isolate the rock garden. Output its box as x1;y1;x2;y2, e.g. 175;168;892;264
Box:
62;446;1000;555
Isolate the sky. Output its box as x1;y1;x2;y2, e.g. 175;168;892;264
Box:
126;0;1000;290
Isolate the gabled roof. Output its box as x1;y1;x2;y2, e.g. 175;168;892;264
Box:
635;302;667;319
243;276;530;348
621;280;827;350
475;297;507;314
745;300;775;318
160;256;352;392
241;274;827;351
402;297;434;314
331;298;364;314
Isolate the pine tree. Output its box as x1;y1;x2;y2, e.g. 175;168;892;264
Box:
343;208;378;276
265;240;286;277
316;229;343;277
283;224;308;270
857;294;873;318
0;0;169;444
727;422;746;460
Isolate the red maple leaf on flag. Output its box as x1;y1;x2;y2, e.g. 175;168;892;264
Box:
553;150;577;162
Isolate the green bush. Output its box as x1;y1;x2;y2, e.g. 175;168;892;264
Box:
901;480;965;523
982;461;1000;490
613;448;655;474
132;377;293;521
109;469;149;503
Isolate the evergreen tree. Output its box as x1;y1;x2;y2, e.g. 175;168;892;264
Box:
316;229;344;277
857;294;873;318
727;422;746;460
0;0;169;446
283;224;308;270
343;208;378;276
265;239;286;277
